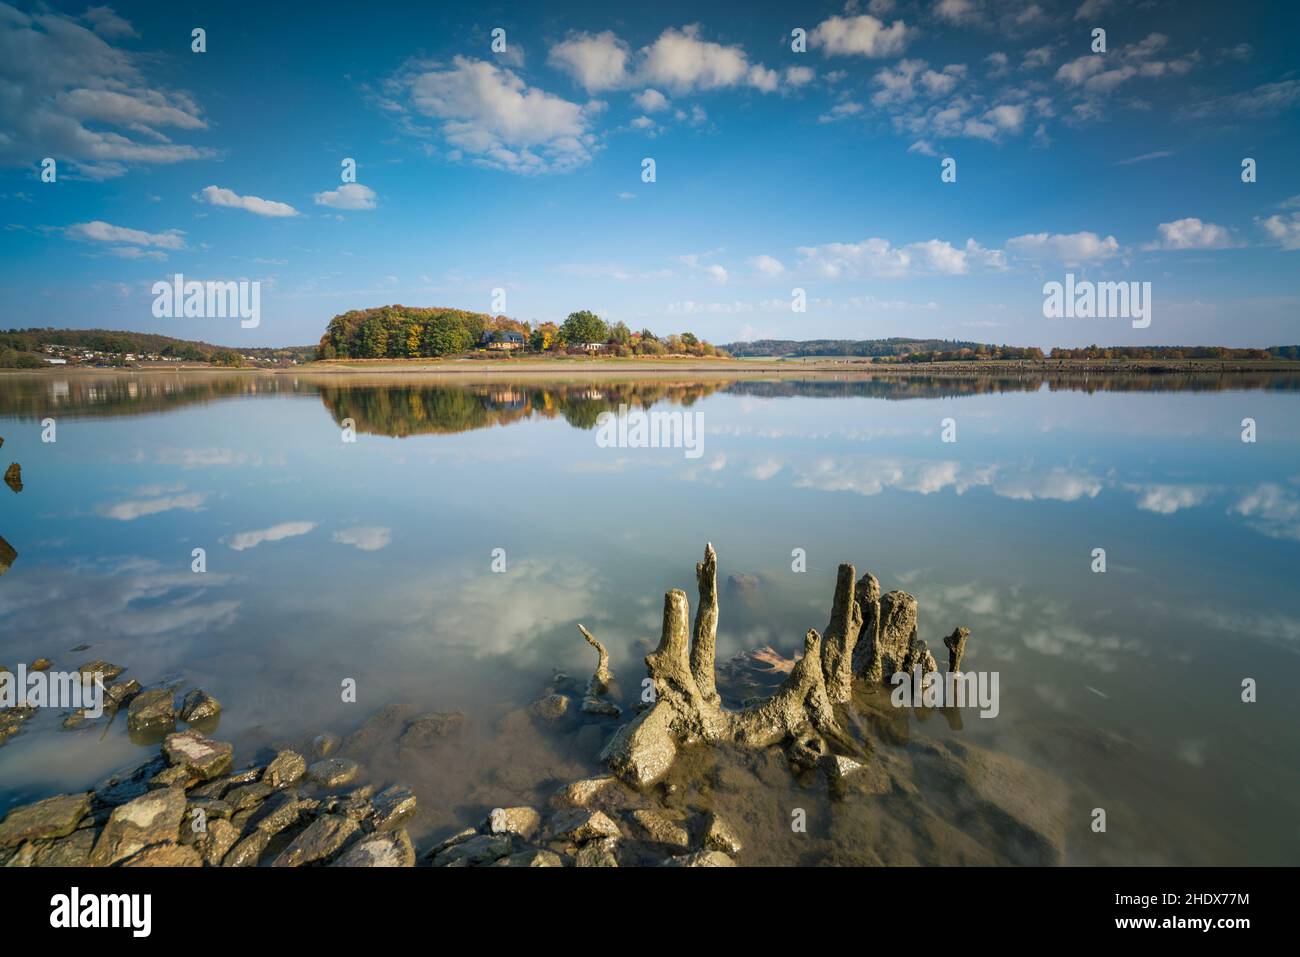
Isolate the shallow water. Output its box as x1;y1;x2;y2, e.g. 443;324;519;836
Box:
1;370;1298;865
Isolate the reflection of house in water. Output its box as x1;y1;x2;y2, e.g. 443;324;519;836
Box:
576;388;604;400
484;388;526;410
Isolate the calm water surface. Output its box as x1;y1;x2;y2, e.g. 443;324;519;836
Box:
1;371;1297;865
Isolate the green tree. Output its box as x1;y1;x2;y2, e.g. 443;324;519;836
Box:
561;310;608;345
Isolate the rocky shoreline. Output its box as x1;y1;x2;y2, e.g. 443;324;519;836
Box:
2;544;1076;867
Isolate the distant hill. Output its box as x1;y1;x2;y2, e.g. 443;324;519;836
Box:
723;338;1300;362
0;328;316;368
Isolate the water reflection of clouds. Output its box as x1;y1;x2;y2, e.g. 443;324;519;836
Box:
0;558;241;650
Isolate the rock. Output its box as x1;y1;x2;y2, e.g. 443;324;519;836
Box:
311;733;338;758
599;700;677;788
551;775;633;809
702;812;744;855
273;814;359;867
902;635;939;678
493;848;564;867
222;829;271;867
4;462;22;493
820;563;864;703
262;750;307;788
663;849;735;867
430;833;511;867
307;758;360;789
162;730;233;782
92;757;168;806
122;843;202;867
76;660;124;684
187;797;232;821
149;765;200;789
485;806;540;840
823;754;863;783
372;785;417;831
19;828;96;867
201;818;240;866
0;793;91;847
30;658;52;672
224;782;275;812
549;808;621;844
0;535;15;577
250;789;317;837
427;827;477;858
332;829;415;867
528;694;570;725
0;711;25;745
580;695;622;717
340;703;411;757
179;689;222;724
104;679;142;712
90;787;187;867
398;711;465;751
126;688;175;733
629;809;690;849
786;733;829;773
574;841;619;867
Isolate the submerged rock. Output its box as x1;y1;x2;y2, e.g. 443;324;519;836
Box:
529;693;571;725
126;688;175;734
629;809;689;849
702;812;744;856
662;849;735;867
4;462;22;493
0;792;91;847
77;660;124;684
307;758;360;789
311;732;339;758
179;689;222;724
549;808;621;844
397;711;465;751
493;848;564;867
430;833;512;867
485;806;540;840
0;535;15;577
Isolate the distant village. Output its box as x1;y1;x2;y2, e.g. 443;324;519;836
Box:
34;343;299;368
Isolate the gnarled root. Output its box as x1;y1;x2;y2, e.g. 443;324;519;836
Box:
601;544;858;787
577;624;620;717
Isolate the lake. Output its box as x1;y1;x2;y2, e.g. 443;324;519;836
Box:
1;369;1298;865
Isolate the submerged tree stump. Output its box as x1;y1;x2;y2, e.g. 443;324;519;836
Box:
595;544;971;788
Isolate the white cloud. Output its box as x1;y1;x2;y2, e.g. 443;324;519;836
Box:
811;14;910;57
1128;484;1212;514
67;220;186;249
1005;231;1119;264
784;66;815;87
994;468;1103;503
934;0;979;23
794;236;1002;278
394;56;598;174
1231;483;1300;541
196;185;299;218
750;254;785;277
639;25;775;93
548;31;631;92
1143;218;1236;251
314;183;378;210
634;88;669;112
98;492;205;521
226;521;318;551
1257;212;1300;250
0;4;211;176
333;526;392;551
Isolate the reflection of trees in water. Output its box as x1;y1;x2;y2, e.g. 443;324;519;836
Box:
317;381;729;436
0;373;309;420
1;369;1297;431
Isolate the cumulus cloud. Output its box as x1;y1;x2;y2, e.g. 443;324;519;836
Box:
1143;218;1236;251
634;88;669;112
196;185;299;218
1257;212;1300;250
1005;231;1120;264
750;254;785;277
67;220;186;249
994;467;1104;502
1056;33;1197;100
333;526;392;551
1128;484;1212;514
313;183;378;210
794;236;1004;278
390;56;599;174
0;4;211;177
226;521;318;551
548;25;782;97
810;14;909;57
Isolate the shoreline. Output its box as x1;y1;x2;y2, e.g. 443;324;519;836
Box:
6;356;1300;378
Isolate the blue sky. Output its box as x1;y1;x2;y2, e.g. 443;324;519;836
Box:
1;0;1298;347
